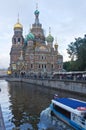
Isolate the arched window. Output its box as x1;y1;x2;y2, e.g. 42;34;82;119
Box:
42;56;43;59
52;64;53;68
39;64;40;68
14;38;16;44
18;38;20;43
31;64;33;68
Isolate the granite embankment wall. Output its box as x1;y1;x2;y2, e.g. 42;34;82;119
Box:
6;78;86;94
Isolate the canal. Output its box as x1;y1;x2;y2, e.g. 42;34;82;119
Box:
0;80;86;130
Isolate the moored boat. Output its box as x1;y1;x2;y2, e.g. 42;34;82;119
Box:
50;96;86;130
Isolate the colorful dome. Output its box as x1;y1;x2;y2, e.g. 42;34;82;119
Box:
26;32;35;41
14;22;23;29
34;10;39;15
46;34;54;43
24;38;27;45
54;43;58;49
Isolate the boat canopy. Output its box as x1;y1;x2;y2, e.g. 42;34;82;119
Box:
54;98;86;109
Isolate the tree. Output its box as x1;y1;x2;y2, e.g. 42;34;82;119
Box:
67;35;86;71
63;61;71;71
63;61;78;71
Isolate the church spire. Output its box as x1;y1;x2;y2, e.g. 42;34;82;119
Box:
36;2;38;10
17;13;19;23
34;3;40;25
14;13;23;30
49;27;51;34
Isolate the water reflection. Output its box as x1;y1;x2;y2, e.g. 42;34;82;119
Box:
7;82;52;129
0;80;86;130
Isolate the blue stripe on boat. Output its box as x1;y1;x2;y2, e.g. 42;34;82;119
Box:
54;98;86;109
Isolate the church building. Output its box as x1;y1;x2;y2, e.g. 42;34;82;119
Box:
9;8;63;77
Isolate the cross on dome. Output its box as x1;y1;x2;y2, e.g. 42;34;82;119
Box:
49;27;51;34
17;13;19;23
36;3;38;10
14;13;23;29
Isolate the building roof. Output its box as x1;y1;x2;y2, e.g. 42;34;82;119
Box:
46;34;54;43
26;32;35;41
54;98;86;109
14;14;23;29
14;22;23;29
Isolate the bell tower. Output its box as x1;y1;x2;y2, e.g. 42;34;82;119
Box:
12;14;24;45
10;15;24;73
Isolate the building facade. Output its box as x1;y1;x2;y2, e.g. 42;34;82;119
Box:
9;8;63;77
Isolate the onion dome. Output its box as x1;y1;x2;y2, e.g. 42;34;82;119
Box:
46;34;54;43
34;9;39;15
54;43;58;48
14;22;23;29
54;43;58;50
14;14;23;29
34;9;40;25
24;37;27;45
26;32;35;41
34;3;39;15
46;27;54;43
54;38;58;51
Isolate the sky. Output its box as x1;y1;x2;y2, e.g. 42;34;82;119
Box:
0;0;86;69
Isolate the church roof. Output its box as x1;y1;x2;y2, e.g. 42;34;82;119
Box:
46;34;54;43
14;14;23;29
46;27;54;43
34;9;39;15
14;22;23;29
26;32;35;41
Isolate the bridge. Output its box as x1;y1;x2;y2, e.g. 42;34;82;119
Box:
0;70;7;78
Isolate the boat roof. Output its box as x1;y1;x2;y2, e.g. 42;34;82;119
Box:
53;98;86;109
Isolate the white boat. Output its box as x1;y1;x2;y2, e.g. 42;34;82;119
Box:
50;96;86;130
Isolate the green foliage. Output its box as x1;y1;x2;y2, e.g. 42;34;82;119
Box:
63;61;78;71
63;61;71;71
67;35;86;71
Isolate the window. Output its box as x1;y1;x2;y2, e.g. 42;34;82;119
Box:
31;64;33;68
39;64;40;68
18;38;20;42
53;104;71;119
42;56;43;59
14;38;16;44
52;64;53;68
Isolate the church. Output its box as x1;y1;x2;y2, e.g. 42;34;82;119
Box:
9;7;63;77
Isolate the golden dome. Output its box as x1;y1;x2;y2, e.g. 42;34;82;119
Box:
54;43;58;48
14;22;23;29
7;70;12;75
54;37;58;48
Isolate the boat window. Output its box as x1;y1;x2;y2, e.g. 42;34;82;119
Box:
81;112;86;119
83;113;86;119
53;104;71;119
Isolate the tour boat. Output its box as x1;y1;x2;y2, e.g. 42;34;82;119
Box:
50;96;86;130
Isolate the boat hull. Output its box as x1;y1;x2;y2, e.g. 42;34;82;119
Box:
50;104;86;130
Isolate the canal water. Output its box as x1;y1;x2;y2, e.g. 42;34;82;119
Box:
0;80;86;130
